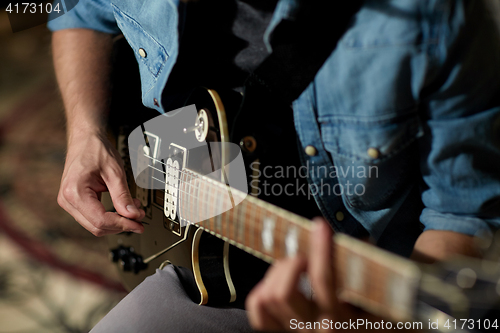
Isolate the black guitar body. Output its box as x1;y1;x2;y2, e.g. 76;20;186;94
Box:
106;38;320;308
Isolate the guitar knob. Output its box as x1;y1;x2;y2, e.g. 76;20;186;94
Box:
110;246;148;274
110;245;129;262
120;253;148;274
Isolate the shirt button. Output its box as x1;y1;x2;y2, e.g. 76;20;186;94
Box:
367;147;380;159
138;48;147;58
153;98;159;107
305;145;317;156
335;211;345;222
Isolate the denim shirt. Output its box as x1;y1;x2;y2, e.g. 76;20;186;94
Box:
49;0;500;256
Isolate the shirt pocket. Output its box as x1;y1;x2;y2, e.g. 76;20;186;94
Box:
320;113;424;210
113;5;169;79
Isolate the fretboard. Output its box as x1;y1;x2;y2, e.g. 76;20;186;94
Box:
177;168;421;322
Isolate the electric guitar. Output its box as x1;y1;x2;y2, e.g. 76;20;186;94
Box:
104;84;500;329
105;83;319;308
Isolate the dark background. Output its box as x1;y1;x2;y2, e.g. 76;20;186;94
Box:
0;10;125;332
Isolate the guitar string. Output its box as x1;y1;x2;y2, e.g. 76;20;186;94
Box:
128;151;231;190
126;147;248;200
127;149;284;211
124;147;311;244
125;150;412;312
145;165;247;204
126;147;312;232
132;168;310;254
128;151;398;293
143;166;403;292
155;172;307;257
145;164;302;236
128;147;233;177
150;168;311;259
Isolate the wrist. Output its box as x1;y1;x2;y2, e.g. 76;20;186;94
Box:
67;123;107;145
411;230;481;263
66;110;108;142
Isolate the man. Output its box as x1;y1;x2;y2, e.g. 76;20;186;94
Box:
49;0;500;332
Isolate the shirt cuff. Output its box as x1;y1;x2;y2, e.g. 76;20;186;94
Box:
420;208;498;238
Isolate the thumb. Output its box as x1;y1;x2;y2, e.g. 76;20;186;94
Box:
104;168;142;220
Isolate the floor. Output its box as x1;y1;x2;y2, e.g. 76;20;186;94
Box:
0;11;126;333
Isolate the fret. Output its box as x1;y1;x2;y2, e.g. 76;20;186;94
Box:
203;181;209;228
334;234;420;322
371;263;385;306
208;180;214;230
183;172;188;222
243;202;249;247
179;170;185;225
284;222;298;258
184;172;190;225
344;248;364;292
229;202;236;242
297;223;308;258
193;173;201;224
193;175;201;225
249;201;255;251
196;175;203;225
192;173;199;224
226;201;231;241
184;171;189;224
273;214;286;259
198;178;203;226
181;171;187;223
237;203;245;244
261;214;276;258
209;185;216;232
215;187;222;235
256;205;263;254
212;186;222;234
189;172;195;224
231;205;241;242
205;180;211;229
174;163;180;220
387;273;414;315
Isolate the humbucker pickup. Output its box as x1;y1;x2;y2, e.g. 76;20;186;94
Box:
163;143;187;236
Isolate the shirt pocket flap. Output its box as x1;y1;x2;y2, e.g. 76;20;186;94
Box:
113;6;168;77
321;114;423;163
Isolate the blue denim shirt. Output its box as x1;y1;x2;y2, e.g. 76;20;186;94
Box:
49;0;500;256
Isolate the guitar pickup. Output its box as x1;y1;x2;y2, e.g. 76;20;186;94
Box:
163;143;187;236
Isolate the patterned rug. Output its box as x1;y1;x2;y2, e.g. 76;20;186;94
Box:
0;12;126;332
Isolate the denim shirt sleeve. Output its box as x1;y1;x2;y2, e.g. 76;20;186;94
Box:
418;0;500;236
47;0;120;34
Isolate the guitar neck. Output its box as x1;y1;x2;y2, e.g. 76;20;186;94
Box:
183;170;311;262
177;168;421;322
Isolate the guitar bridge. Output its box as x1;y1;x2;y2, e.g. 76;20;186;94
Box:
135;131;160;218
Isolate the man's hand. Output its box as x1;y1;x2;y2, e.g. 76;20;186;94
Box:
58;130;145;236
246;219;378;332
52;29;144;236
246;220;480;332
